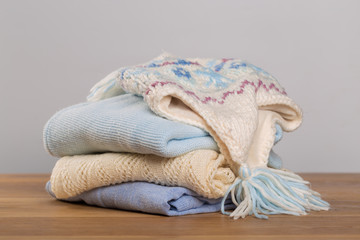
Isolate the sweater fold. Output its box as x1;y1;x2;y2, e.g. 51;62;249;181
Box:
50;150;235;199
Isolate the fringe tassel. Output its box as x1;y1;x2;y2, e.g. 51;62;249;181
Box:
221;166;330;219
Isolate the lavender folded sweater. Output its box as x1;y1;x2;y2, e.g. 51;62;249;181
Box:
46;181;235;216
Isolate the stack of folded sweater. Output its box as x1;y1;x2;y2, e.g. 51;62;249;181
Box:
43;53;329;219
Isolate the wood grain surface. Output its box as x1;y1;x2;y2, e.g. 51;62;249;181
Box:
0;174;359;240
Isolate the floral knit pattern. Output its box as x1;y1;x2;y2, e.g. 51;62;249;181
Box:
117;55;283;94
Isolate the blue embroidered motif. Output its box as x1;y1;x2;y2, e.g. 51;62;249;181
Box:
176;59;192;65
214;62;226;72
229;62;247;69
195;69;234;88
173;67;191;79
148;63;158;68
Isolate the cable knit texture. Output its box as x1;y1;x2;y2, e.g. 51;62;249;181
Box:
87;53;302;170
50;149;235;199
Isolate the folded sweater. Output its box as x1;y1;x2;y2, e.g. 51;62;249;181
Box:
43;94;219;158
46;181;235;216
50;150;235;199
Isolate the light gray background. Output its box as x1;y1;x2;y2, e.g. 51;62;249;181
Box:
1;0;359;173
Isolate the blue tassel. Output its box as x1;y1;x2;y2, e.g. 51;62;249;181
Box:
221;166;330;219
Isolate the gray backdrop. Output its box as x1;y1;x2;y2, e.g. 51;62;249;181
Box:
1;0;359;173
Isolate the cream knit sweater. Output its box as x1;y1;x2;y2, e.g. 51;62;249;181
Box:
87;53;302;171
50;150;235;199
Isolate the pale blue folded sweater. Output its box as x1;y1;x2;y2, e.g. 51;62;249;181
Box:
43;94;219;158
46;181;235;216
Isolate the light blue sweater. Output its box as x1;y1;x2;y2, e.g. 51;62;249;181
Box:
43;94;219;158
46;181;235;216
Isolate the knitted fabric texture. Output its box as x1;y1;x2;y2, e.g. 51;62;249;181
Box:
86;53;330;219
87;53;302;170
45;181;235;216
43;94;218;158
50;150;235;199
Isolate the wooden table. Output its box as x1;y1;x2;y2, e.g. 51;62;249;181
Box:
0;174;359;239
